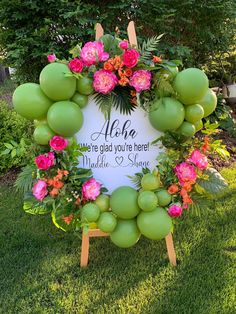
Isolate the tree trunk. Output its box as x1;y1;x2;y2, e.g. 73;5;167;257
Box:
0;66;7;84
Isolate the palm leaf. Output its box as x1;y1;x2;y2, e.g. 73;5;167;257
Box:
94;93;113;119
140;34;164;61
112;85;135;116
14;165;35;194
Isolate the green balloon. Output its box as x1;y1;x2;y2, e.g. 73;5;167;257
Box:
39;63;76;101
47;101;83;137
34;119;48;127
149;97;185;131
13;83;53;120
71;92;88;108
110;186;140;219
77;77;93;95
110;219;141;248
141;173;160;191
178;121;196;137
185;104;204;123
137;207;172;240
97;212;117;233
81;203;100;222
95;194;110;212
138;191;158;212
193;119;203;132
173;68;209;105
198;88;217;117
33;123;55;145
156;189;172;207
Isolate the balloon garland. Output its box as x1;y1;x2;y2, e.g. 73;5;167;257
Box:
13;34;227;249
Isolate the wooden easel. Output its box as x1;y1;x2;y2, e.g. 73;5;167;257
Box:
80;21;177;268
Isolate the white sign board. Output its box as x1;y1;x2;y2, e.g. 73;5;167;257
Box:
76;97;163;192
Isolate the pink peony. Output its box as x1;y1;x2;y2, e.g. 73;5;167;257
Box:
119;40;129;50
122;48;140;68
82;178;101;201
68;58;84;73
35;152;55;170
47;54;56;63
188;149;208;170
80;41;105;66
93;70;118;94
49;136;69;151
129;70;152;92
168;204;183;217
32;180;48;201
174;162;197;185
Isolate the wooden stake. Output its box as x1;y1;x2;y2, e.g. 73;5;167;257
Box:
165;233;177;266
95;23;104;40
127;21;138;47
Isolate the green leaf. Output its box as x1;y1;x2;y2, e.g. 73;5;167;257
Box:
11;149;17;158
4;143;13;149
94;93;113;119
197;168;228;196
112;85;135;116
23;200;51;215
14;165;35;193
0;148;10;156
140;34;164;61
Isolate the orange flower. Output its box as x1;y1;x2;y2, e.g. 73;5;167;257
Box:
53;180;64;189
104;61;114;71
124;68;133;77
182;182;193;192
183;194;193;204
119;77;129;86
49;188;59;197
180;188;188;197
62;214;73;225
168;184;179;194
130;90;136;97
75;197;81;205
201;136;210;153
152;56;162;63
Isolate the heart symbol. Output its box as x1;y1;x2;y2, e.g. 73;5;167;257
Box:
115;156;124;166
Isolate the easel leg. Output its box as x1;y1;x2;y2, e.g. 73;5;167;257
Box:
165;233;177;266
80;230;90;267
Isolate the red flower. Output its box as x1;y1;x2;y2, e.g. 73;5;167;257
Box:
49;136;68;151
122;49;140;68
68;58;84;73
35;152;55;170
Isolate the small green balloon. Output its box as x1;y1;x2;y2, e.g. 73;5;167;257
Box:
97;212;117;233
33;123;55;145
110;219;141;248
40;63;76;101
95;194;110;212
138;191;158;212
110;186;140;219
178;121;196;137
173;68;209;105
141;173;160;191
47;101;83;137
156;190;172;207
13;83;53;120
198;88;217;117
77;77;93;95
72;92;88;108
193;119;203;132
81;203;100;223
137;207;172;240
34;119;48;127
185;104;204;123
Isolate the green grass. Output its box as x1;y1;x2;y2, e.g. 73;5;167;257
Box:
0;166;236;314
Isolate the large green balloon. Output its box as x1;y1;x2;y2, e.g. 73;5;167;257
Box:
149;97;185;131
13;83;53;120
173;68;209;105
47;101;83;137
110;219;141;248
198;88;217;117
137;207;172;240
110;186;140;219
33;123;55;145
39;63;76;101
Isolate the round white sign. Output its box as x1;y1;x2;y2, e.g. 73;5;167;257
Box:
76;97;163;192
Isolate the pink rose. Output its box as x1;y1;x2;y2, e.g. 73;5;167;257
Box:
47;54;56;63
49;136;69;151
122;48;140;68
80;41;105;66
82;178;101;201
187;149;208;170
168;204;183;217
119;40;129;50
129;70;152;92
32;180;48;201
68;58;84;73
35;152;55;170
93;70;118;94
174;162;197;185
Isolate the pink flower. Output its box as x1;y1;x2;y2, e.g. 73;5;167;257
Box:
35;152;55;170
47;54;56;63
80;41;105;66
49;136;69;151
93;70;118;94
82;178;101;201
168;204;183;217
68;58;84;73
174;162;197;185
101;52;109;61
32;180;48;201
122;48;140;68
188;149;208;170
129;70;152;92
119;40;129;50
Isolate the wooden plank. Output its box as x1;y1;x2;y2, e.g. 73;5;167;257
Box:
165;233;177;266
80;230;90;267
89;229;109;238
127;21;138;47
95;23;104;40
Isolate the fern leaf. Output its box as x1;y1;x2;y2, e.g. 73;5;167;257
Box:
14;165;35;194
140;34;164;61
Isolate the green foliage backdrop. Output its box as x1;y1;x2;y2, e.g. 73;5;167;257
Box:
0;0;235;83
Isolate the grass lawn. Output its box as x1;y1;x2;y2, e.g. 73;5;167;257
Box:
0;166;235;314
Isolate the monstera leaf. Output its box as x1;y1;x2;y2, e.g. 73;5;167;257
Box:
23;198;51;215
197;168;228;196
